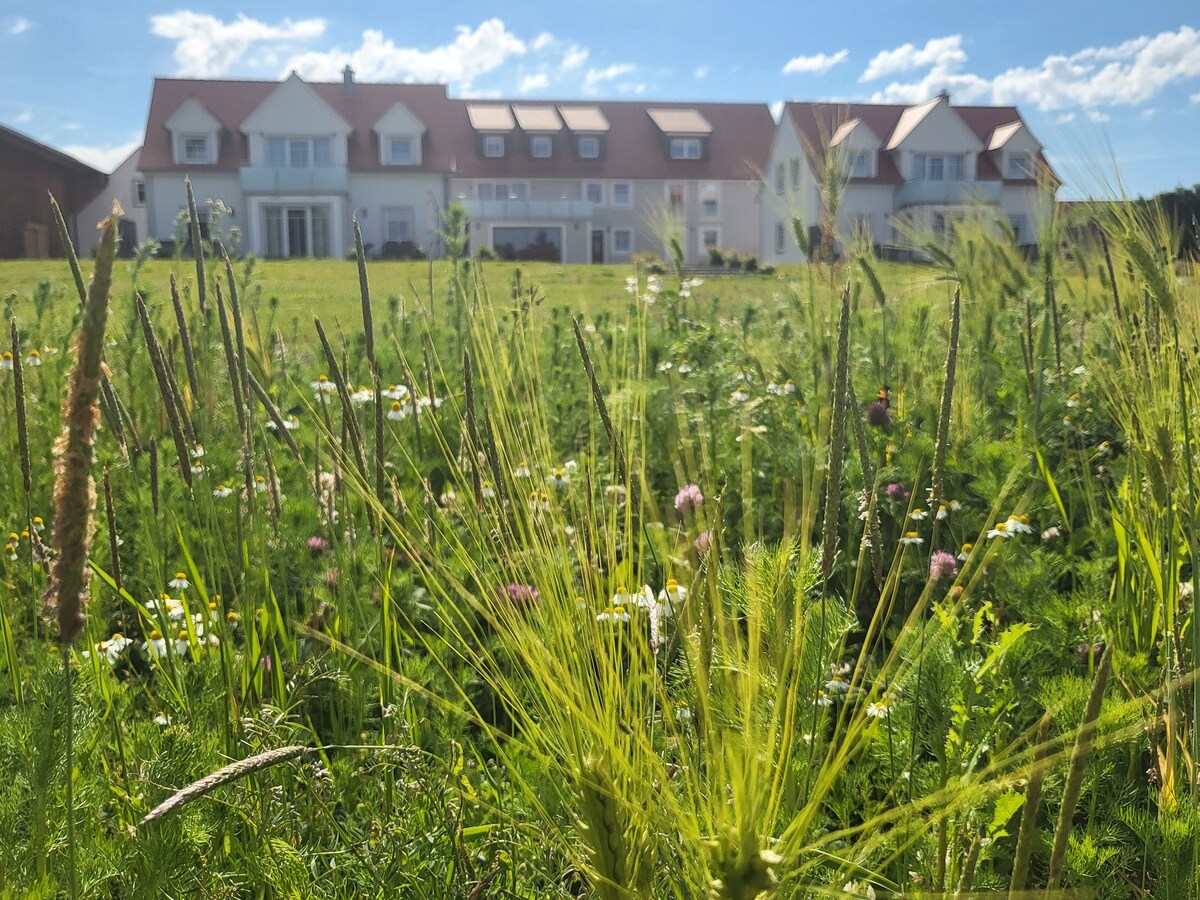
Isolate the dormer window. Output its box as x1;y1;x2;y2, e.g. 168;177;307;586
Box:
483;135;505;158
183;135;211;164
387;138;414;165
1007;153;1032;178
848;152;870;178
578;136;600;158
670;137;702;160
531;135;552;158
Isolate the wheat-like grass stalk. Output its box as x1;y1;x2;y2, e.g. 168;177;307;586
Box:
169;273;201;403
820;284;852;582
185;177;207;316
134;295;193;490
930;285;961;549
213;280;246;434
1009;715;1051;895
139;745;314;826
1047;642;1114;889
102;466;121;592
10;318;31;499
572;315;627;486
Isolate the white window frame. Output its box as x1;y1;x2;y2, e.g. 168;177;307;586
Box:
912;153;926;181
666;182;685;210
947;154;964;181
382;207;416;244
483;135;505;158
775;163;785;194
578;135;600;158
133;179;146;207
477;181;528;201
1007;153;1032;179
611;182;633;208
612;228;633;254
182;134;210;165
849;152;869;178
700;183;719;218
670;137;702;160
530;135;552;158
267;136;332;169
789;158;800;189
701;228;721;249
583;182;604;205
385;136;415;166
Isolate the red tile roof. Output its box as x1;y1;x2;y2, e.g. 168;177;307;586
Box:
783;100;1057;186
141;77;774;181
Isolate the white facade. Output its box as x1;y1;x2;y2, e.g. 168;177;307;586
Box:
762;95;1057;263
75;147;149;256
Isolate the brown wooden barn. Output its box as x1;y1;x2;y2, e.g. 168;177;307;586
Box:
0;125;107;258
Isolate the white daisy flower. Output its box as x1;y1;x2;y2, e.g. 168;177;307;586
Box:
387;400;408;421
899;531;923;546
596;606;631;623
657;579;686;618
168;573;190;591
24;350;42;367
987;522;1011;539
311;375;336;394
677;360;692;375
1005;515;1034;534
730;386;749;403
514;462;531;479
910;508;928;521
865;701;891;719
212;485;233;499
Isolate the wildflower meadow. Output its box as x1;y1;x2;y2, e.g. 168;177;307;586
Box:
1;187;1199;898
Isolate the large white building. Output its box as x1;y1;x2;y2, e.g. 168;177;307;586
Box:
130;70;775;265
760;93;1057;262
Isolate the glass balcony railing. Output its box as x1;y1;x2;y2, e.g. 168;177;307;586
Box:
896;179;1002;208
462;199;594;221
239;166;349;194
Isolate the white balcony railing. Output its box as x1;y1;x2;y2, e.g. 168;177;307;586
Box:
896;179;1002;208
462;199;594;221
240;165;349;195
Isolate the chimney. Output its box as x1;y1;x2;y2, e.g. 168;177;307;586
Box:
937;89;950;104
342;65;355;100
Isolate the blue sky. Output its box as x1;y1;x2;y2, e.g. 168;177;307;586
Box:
2;3;1197;199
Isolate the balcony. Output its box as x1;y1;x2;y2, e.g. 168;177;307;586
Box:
240;165;349;195
462;199;594;221
896;179;1002;208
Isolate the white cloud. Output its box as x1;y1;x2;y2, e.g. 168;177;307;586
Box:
1141;107;1157;119
1055;112;1076;123
15;110;31;124
1192;91;1200;103
150;11;325;77
694;66;710;79
861;36;966;81
61;139;140;174
518;72;549;93
782;49;849;75
769;100;784;122
1087;109;1111;123
584;63;635;89
562;46;588;70
284;19;526;88
530;32;554;51
8;17;31;35
991;26;1200;110
862;27;1200;113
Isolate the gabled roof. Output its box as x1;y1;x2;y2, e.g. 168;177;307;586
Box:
986;121;1025;150
141;77;774;180
0;124;107;179
241;72;353;135
141;78;455;173
886;96;942;149
783;97;1056;186
164;98;222;132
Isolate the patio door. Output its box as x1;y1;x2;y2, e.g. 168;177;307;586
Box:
591;229;604;263
264;205;332;258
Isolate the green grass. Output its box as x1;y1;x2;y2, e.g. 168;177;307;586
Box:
1;201;1198;898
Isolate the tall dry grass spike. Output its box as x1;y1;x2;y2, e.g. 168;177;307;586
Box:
46;209;118;645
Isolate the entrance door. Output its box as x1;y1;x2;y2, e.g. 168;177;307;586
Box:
591;229;604;263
